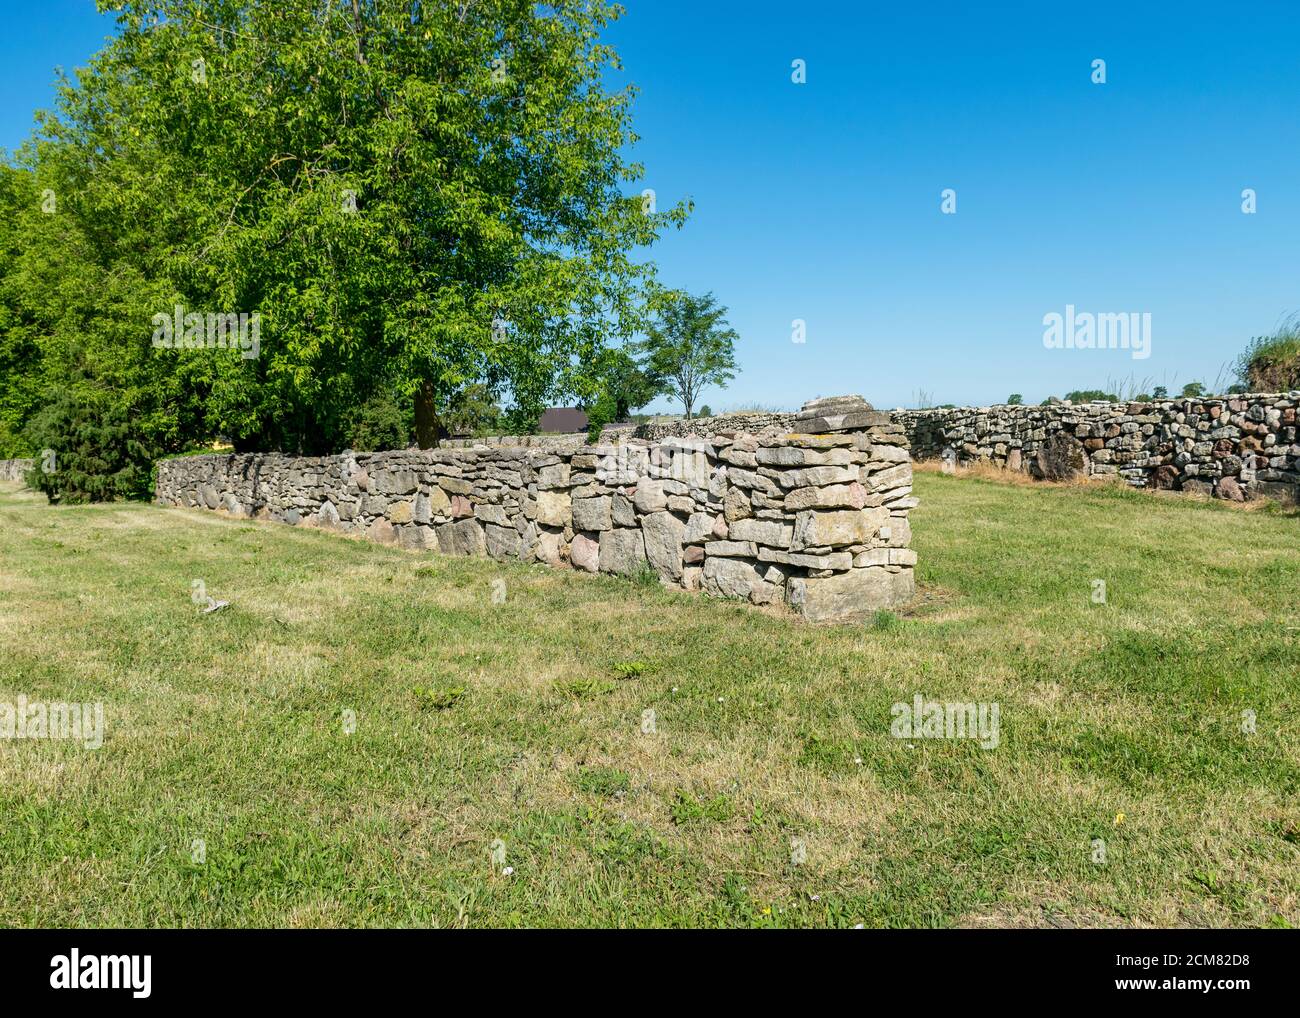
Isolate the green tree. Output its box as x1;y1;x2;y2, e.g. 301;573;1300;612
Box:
1006;393;1023;405
636;291;738;419
24;385;153;503
593;346;660;421
1152;385;1168;399
10;0;689;463
444;384;500;438
1064;389;1118;403
1180;381;1206;398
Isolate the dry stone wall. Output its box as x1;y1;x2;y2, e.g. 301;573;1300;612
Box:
896;392;1300;502
155;397;916;622
634;411;797;442
0;459;33;482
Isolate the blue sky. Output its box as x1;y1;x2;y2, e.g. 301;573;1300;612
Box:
5;1;1298;411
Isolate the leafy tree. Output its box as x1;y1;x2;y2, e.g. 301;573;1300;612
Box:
697;404;713;417
1064;389;1118;403
0;164;44;458
444;384;500;438
606;347;661;421
7;0;690;469
1152;385;1169;399
636;291;738;419
1180;381;1206;398
1006;393;1023;405
24;385;153;503
344;384;411;452
582;348;659;442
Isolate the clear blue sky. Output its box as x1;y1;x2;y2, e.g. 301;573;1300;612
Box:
5;1;1298;410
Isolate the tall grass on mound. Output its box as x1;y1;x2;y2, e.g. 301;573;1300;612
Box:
1237;316;1300;392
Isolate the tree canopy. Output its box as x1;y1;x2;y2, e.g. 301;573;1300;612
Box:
636;290;738;419
0;0;690;490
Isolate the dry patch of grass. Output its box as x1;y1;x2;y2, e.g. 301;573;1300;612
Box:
0;478;1296;928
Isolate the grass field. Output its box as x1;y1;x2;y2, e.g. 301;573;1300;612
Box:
1;472;1297;928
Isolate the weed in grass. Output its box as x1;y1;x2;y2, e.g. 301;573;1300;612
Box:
611;660;649;679
553;677;618;698
412;685;466;710
631;561;660;588
572;766;631;797
670;789;734;825
868;609;899;632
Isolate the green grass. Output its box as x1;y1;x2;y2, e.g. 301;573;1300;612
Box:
0;473;1297;928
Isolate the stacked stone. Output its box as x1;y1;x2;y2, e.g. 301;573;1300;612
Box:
0;459;33;482
896;392;1300;502
634;410;796;442
156;395;918;622
698;398;915;620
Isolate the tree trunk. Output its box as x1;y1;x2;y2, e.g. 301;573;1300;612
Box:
414;381;444;449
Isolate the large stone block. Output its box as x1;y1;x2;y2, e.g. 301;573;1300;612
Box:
727;518;793;548
598;528;647;576
704;540;757;558
633;479;667;513
684;511;715;544
755;446;853;467
791;507;888;550
537;462;571;489
757;547;852;571
572;495;613;531
723;486;752;522
702;556;765;601
535;490;572;527
612;492;637;526
437;518;486;556
865;462;913;493
485;523;521;560
641;510;685;581
776;465;859;489
368;517;397;544
787;567;914;621
784;482;867;511
570;531;600;572
373;469;417;495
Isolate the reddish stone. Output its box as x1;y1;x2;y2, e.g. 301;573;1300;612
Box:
1153;464;1180;489
1216;476;1245;502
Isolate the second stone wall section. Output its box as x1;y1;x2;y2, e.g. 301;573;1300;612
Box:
896;393;1300;502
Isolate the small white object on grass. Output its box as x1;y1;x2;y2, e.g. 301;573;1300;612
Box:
201;598;229;614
